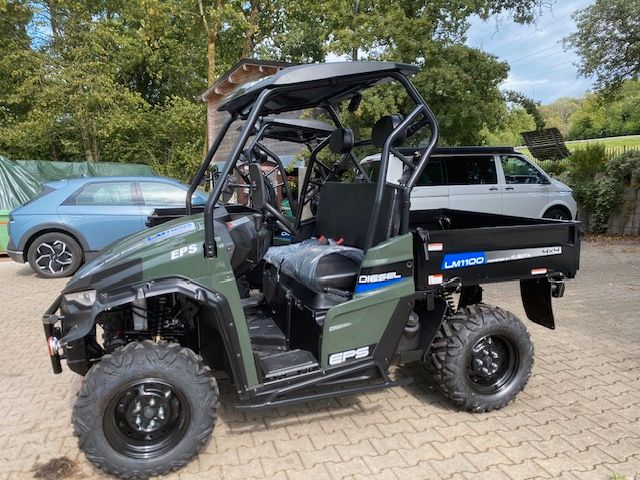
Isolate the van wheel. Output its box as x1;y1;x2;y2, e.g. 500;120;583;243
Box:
543;207;571;220
27;232;83;278
73;341;218;479
426;304;533;412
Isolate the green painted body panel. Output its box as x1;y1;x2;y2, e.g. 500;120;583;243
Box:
74;215;259;387
320;234;415;368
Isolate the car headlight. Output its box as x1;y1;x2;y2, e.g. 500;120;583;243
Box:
63;290;97;307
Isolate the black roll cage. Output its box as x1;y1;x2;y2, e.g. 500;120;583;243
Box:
188;71;439;258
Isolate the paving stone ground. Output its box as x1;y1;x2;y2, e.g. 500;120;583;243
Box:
0;238;639;480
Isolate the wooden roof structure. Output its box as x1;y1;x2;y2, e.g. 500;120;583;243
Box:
202;59;292;162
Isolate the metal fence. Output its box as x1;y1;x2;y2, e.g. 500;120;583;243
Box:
605;145;636;159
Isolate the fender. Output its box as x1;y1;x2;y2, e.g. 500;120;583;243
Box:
58;277;250;391
19;222;92;255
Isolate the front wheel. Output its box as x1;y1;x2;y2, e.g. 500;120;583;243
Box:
427;304;533;412
543;207;572;220
73;341;218;479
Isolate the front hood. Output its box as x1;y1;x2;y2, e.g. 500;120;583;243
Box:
550;178;572;192
64;216;204;293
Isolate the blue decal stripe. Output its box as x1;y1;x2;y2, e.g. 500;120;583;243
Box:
441;251;487;270
354;277;406;294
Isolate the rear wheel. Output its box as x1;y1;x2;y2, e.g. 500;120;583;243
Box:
27;232;83;278
73;341;218;479
427;304;533;412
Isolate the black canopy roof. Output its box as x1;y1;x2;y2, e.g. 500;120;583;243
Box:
219;61;419;115
259;117;334;144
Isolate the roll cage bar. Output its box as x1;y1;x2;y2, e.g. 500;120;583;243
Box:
187;68;439;259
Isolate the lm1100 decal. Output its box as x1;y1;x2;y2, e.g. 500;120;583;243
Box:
442;246;562;270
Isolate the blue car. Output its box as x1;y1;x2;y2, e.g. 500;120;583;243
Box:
6;176;207;278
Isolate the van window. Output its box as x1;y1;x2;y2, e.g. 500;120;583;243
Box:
417;157;446;186
444;156;497;185
500;156;546;184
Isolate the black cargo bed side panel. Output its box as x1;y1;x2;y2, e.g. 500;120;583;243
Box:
410;209;581;286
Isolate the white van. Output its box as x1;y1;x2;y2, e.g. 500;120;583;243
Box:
361;146;577;220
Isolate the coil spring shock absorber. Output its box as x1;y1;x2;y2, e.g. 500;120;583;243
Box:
443;292;456;311
149;296;168;342
440;277;462;313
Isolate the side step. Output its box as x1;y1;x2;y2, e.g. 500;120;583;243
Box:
259;349;319;381
247;313;287;352
236;360;413;411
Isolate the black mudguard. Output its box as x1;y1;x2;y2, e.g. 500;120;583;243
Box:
520;278;556;329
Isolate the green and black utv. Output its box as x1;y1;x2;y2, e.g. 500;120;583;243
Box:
42;62;581;478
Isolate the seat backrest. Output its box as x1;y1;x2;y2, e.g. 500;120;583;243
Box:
313;182;398;249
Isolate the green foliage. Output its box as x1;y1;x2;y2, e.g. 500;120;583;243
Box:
535;158;569;177
503;90;545;130
560;144;633;233
0;0;548;174
607;149;640;189
565;144;607;181
539;97;581;138
565;0;640;94
538;81;640;141
483;107;535;146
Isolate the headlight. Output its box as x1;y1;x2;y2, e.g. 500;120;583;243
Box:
63;290;96;307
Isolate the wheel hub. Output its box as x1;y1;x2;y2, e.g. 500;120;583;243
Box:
467;334;519;394
105;379;190;459
471;341;502;377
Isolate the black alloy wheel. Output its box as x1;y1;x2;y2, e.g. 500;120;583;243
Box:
73;341;218;479
103;379;191;460
427;304;534;412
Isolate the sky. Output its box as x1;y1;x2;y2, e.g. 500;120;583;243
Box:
466;0;595;105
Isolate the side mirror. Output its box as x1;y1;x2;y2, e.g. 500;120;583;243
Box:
249;163;267;209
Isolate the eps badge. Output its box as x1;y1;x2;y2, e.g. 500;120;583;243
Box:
170;243;198;260
328;344;376;366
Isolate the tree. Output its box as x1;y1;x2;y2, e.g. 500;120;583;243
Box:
0;0;550;169
482;107;535;146
539;97;582;138
565;0;640;93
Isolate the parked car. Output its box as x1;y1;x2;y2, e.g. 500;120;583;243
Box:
6;176;208;278
361;146;577;220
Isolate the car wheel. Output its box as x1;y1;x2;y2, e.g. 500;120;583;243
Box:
426;304;534;412
27;232;83;278
543;207;571;220
73;341;218;479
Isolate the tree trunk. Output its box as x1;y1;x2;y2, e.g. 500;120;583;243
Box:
80;121;95;162
243;0;259;58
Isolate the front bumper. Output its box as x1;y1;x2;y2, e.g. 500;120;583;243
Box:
42;295;96;375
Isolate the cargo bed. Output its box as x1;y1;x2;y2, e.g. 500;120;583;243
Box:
410;209;581;288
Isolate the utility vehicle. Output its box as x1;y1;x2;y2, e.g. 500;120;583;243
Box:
42;62;581;478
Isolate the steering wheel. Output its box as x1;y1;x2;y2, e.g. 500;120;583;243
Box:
246;163;298;236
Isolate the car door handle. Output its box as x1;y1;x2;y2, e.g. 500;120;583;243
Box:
489;187;498;191
505;187;515;190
